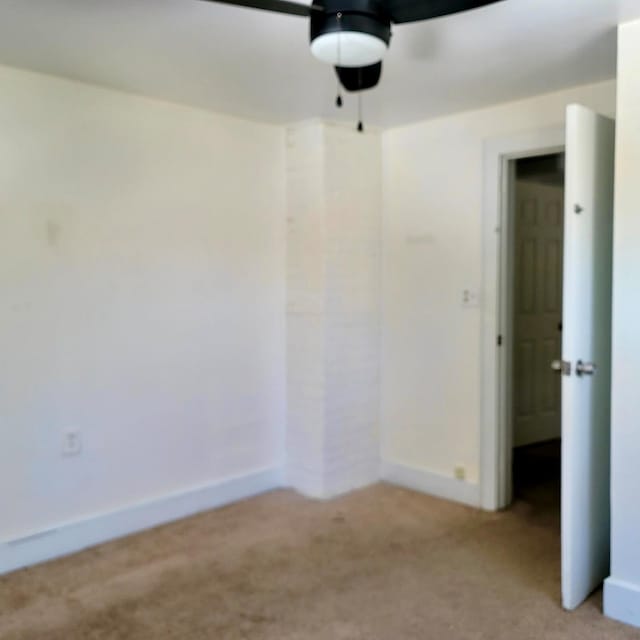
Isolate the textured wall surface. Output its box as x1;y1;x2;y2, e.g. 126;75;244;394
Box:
286;122;381;497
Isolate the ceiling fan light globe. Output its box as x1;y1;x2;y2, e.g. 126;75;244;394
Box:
310;31;387;67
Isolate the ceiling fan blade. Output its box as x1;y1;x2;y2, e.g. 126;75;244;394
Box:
335;62;382;92
199;0;317;17
387;0;503;24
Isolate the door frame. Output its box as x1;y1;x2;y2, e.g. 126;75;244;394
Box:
480;125;565;511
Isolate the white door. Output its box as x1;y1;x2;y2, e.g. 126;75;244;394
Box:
561;104;615;610
513;178;564;447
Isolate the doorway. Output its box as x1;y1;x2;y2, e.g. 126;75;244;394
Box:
482;107;615;611
510;153;565;512
480;125;565;512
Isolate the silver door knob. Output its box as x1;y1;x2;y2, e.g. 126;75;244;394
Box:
575;360;597;376
551;360;571;375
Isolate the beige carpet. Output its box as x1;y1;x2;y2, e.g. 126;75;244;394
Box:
1;477;638;639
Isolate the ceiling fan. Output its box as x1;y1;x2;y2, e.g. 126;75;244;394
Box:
200;0;503;128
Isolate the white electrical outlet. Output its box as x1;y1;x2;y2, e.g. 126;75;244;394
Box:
454;465;466;481
62;430;82;457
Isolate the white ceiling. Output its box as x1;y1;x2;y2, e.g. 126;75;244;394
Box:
0;0;638;128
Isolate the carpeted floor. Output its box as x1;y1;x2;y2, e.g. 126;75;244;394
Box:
1;447;638;639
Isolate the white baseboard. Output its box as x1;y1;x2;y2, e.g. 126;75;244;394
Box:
286;464;380;500
1;466;283;576
285;464;325;499
604;577;640;628
380;459;480;508
324;462;380;499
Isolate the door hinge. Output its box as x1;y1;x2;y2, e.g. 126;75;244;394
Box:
497;335;503;347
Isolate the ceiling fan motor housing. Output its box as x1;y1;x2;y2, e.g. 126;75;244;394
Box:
310;0;391;66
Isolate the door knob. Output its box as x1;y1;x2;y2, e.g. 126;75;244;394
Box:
575;360;597;377
551;360;571;375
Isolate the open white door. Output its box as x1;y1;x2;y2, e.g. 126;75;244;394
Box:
561;104;615;610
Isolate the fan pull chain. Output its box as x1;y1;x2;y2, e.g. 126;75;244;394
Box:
336;12;342;61
335;12;343;108
357;68;364;132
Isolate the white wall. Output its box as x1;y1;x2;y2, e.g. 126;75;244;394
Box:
604;19;640;629
286;121;381;498
380;80;616;500
0;65;286;550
